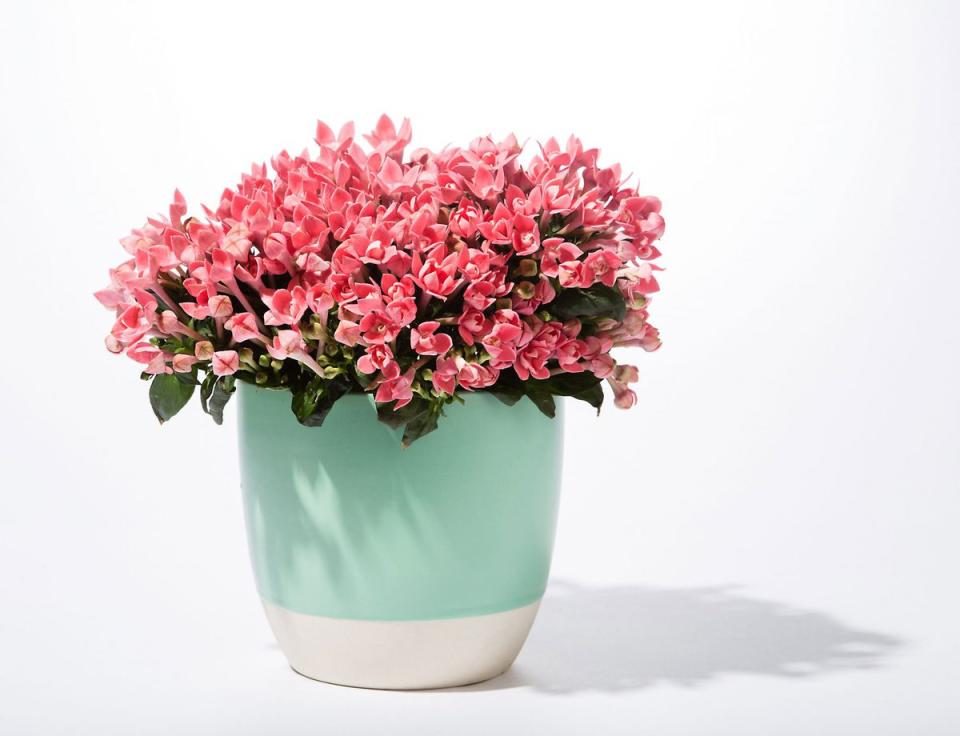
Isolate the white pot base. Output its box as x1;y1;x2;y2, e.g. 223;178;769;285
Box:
261;598;541;690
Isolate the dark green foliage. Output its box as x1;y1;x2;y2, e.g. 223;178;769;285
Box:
549;283;626;322
291;373;353;427
149;374;195;424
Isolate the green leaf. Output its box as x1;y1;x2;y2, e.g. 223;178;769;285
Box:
376;397;430;429
291;374;352;428
174;367;200;386
525;384;557;418
549;283;626;322
199;371;217;415
569;381;604;413
149;373;195;424
208;376;236;425
489;386;524;406
542;372;605;413
401;406;440;447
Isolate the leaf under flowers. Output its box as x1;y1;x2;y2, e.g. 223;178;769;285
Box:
149;374;195;424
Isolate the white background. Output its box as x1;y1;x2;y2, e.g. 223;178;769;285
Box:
1;1;958;733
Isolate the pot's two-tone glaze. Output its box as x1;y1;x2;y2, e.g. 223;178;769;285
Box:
237;383;564;689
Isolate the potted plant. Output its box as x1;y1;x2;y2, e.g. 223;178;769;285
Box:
95;115;665;689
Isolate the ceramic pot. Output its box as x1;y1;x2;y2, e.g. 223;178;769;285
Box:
237;383;563;689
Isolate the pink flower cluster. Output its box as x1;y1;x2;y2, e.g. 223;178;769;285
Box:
96;115;663;432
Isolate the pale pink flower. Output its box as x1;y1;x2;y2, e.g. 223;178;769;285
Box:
212;350;240;376
225;313;264;343
263;287;308;326
172;354;198;373
267;330;307;360
208;294;234;319
194;341;214;361
333;319;361;347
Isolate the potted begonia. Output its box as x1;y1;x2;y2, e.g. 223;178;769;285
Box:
95;115;664;689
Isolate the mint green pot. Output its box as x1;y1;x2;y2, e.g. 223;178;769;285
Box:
237;383;564;689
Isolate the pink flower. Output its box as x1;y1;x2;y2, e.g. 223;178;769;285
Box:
333;319;361;347
225;313;264;343
172;354;198;373
411;321;453;356
584;250;621;287
514;320;562;381
415;250;461;298
127;343;170;374
357;344;395;375
359;311;401;345
267;330;307;360
511;214;540;256
481;313;523;367
458;309;489;345
194;341;214;361
208;294;234;318
96;115;665;429
375;367;415;408
558;260;595;289
263;287;308;326
455;358;499;390
221;224;253;260
612;384;637;409
212;350;239;376
465;165;505;201
363;114;412;159
432;356;459;395
540;238;582;278
449;198;484;239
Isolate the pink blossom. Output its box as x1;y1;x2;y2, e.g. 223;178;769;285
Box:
511;215;540;256
263;287;308;326
415;250;461;298
208;294;234;318
357;344;396;375
172;354;198;373
359;311;401;345
458;309;489;345
212;350;240;376
449;198;484;239
432;356;459;395
375;367;415;408
584;250;621;287
333;319;361;346
96;115;665;428
411;321;453;356
455;358;499;390
225;313;264;343
481;312;523;367
540;238;582;278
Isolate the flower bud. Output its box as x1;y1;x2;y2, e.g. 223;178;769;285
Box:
194;340;214;361
172;354;198;373
514;281;536;300
516;259;538;277
238;347;257;369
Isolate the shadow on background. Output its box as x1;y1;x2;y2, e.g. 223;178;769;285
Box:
460;580;902;693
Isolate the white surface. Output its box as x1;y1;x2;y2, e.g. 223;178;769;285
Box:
1;1;958;734
263;599;540;690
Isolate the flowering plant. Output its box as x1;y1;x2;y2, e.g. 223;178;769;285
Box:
95;116;664;445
